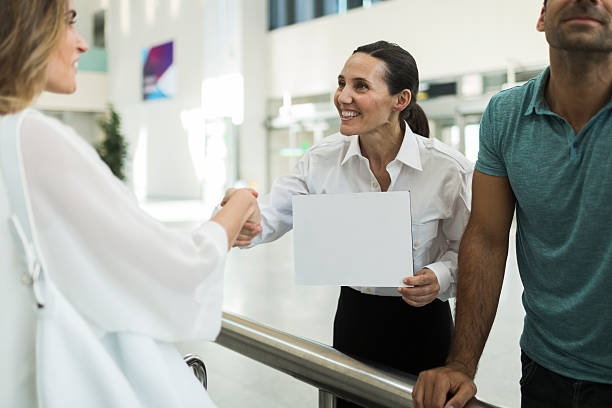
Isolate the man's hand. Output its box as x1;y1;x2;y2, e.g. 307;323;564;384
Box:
413;364;477;408
398;268;440;307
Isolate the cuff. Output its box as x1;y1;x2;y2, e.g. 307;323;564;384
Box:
194;220;228;254
210;204;222;217
425;261;452;301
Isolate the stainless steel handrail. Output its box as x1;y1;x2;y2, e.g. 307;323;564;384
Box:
183;354;208;389
216;312;502;408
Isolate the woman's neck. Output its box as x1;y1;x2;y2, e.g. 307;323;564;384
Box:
358;121;404;169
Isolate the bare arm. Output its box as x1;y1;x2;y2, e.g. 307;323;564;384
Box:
223;152;311;248
449;171;515;376
413;170;515;408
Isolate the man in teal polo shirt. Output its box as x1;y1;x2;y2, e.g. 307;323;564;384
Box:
413;1;612;407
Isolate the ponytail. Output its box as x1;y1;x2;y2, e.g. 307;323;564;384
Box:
401;102;429;138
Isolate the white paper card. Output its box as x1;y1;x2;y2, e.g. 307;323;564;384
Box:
292;191;413;286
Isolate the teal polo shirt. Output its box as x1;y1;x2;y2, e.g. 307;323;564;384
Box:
476;67;612;383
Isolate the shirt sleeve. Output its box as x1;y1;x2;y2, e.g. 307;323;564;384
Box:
475;96;507;177
246;152;311;246
424;166;473;301
20;111;227;342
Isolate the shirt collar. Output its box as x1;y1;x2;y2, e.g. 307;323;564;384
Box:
340;122;423;171
524;66;612;117
341;135;362;166
524;67;552;117
395;123;423;171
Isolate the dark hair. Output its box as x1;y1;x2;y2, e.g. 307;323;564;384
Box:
353;40;429;138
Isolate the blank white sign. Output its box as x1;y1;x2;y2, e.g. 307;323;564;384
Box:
292;191;413;286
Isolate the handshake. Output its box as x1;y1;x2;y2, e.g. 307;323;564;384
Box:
220;188;263;247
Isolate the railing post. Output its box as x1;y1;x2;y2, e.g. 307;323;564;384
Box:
183;354;207;390
319;390;336;408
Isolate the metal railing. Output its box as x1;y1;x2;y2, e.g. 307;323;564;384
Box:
215;312;502;408
183;354;208;389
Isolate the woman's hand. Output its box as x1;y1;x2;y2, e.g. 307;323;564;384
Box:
232;221;262;247
221;188;262;246
397;268;440;307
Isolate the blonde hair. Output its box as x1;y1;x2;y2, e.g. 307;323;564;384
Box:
0;0;67;114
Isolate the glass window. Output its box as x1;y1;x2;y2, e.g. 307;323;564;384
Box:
268;0;284;30
295;0;314;23
314;0;338;18
269;0;386;30
464;123;480;163
93;10;105;48
285;0;296;25
347;0;363;9
269;0;296;30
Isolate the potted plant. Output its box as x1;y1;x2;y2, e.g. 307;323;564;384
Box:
96;104;128;181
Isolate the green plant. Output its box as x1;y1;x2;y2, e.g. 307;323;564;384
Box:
96;104;128;181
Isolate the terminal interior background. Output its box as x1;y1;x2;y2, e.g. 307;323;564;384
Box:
36;1;551;406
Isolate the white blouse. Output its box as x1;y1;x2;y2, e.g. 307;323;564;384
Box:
251;125;473;301
0;110;227;407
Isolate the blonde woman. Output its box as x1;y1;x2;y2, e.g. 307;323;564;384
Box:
0;1;259;407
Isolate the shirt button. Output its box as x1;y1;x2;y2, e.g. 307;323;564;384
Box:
365;287;371;293
414;241;420;247
372;181;378;188
573;142;578;148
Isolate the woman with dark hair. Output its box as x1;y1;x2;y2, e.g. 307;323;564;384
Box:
227;40;473;407
0;1;259;406
352;40;431;138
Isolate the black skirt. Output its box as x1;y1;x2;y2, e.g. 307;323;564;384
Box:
333;286;453;407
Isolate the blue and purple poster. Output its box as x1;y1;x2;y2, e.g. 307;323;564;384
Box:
142;41;175;101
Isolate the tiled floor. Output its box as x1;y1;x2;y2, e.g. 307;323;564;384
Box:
175;220;525;408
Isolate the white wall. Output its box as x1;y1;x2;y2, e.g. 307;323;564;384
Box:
267;0;549;98
98;0;551;198
75;0;107;48
36;72;108;112
107;0;206;199
106;0;262;200
241;0;269;192
35;0;109;113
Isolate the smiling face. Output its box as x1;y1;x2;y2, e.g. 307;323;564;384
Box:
537;0;612;52
45;0;89;94
333;53;406;136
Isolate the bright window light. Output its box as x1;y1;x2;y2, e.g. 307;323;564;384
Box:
201;74;244;125
171;0;181;17
181;108;207;182
120;0;130;35
133;127;148;202
450;125;460;148
145;0;156;25
465;124;480;163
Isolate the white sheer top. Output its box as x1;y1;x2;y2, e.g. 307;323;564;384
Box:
0;109;227;407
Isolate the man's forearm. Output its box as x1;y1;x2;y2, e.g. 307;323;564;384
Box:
446;222;509;377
